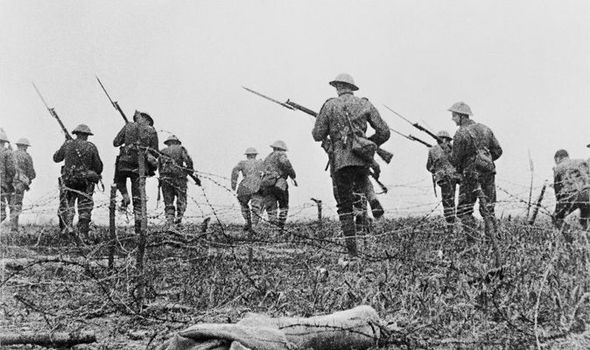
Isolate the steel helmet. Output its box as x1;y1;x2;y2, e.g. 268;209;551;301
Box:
554;149;569;159
16;138;31;146
436;131;452;140
448;102;473;116
270;140;288;151
133;110;154;126
164;135;181;145
329;73;359;91
244;147;258;155
72;124;94;135
0;128;8;142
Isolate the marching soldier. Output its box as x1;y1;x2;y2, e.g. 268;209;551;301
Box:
313;73;390;256
158;135;199;226
426;130;460;233
449;102;502;238
231;147;264;231
10;138;36;232
113;110;159;233
53;124;103;237
260;140;297;230
0;128;16;225
552;149;590;231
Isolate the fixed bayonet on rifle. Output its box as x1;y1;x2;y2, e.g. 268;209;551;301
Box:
32;82;72;140
383;104;443;144
96;75;129;123
389;127;432;148
242;86;393;164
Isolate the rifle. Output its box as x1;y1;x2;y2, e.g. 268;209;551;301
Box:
242;87;393;165
383;104;443;144
188;172;201;186
528;181;547;225
389;127;432;147
96;75;129;123
32;82;72;140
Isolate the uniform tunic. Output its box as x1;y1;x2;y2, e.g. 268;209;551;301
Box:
158;144;194;222
53;139;103;224
427;143;459;224
261;150;296;226
231;158;264;225
451;119;502;222
553;158;590;229
11;149;36;220
0;147;15;222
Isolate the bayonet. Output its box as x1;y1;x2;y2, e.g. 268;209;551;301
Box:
383;104;442;143
32;82;72;140
96;75;129;123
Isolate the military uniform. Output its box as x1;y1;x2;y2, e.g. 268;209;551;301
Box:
10;141;36;231
231;151;264;230
53;126;103;235
553;157;590;230
158;137;196;225
426;139;459;228
0;144;16;223
451;118;502;234
313;74;390;255
113;114;158;231
260;142;296;229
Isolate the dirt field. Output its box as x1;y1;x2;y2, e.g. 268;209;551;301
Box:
1;218;589;349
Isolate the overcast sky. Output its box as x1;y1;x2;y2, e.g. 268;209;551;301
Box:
1;0;589;224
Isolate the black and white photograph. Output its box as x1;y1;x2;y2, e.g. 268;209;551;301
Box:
1;1;589;349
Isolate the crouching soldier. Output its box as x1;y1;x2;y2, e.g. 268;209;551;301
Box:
53;124;103;237
10;138;36;232
426;131;460;233
113;110;158;233
0;128;15;225
260;141;297;230
552;149;590;232
158;135;199;226
231;147;264;231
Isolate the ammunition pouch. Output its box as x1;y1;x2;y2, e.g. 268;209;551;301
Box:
62;166;101;188
260;171;279;189
351;136;377;162
473;148;495;173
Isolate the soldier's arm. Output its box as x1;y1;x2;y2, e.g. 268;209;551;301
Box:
183;148;194;171
553;170;564;201
366;102;391;146
426;149;434;173
28;155;36;180
5;152;16;179
312;101;331;142
52;143;67;163
489;131;503;161
230;162;242;190
91;144;104;175
451;132;467;171
113;124;127;147
280;154;296;179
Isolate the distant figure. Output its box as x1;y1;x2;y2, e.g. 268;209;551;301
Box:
260;140;297;230
10;138;36;232
449;102;502;238
426;130;459;233
231;147;264;231
0;128;15;225
313;73;390;256
113;110;159;233
53;124;103;237
158;135;199;227
552;149;590;231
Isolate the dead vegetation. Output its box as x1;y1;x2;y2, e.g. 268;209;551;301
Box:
1;218;589;349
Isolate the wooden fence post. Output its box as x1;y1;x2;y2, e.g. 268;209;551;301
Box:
311;198;322;230
135;148;147;310
108;184;117;270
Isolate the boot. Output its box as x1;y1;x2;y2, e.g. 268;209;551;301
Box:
461;215;478;242
174;217;183;227
243;217;252;231
120;193;131;210
370;199;384;220
10;216;19;233
341;216;358;257
78;219;90;239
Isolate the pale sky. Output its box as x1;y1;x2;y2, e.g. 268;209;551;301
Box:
1;0;589;224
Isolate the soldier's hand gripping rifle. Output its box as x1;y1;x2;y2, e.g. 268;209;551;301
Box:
383;104;443;144
96;75;129;123
242;86;394;165
32;82;72;140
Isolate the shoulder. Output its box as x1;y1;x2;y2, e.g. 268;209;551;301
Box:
320;97;337;109
84;141;99;151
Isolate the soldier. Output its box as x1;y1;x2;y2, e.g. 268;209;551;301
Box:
552;149;590;231
449;102;502;238
426;131;460;233
0;128;16;225
158;135;199;226
53;124;103;237
10;138;36;232
260;140;297;230
113;110;159;233
313;73;390;256
231;147;264;231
